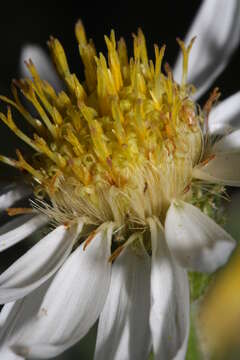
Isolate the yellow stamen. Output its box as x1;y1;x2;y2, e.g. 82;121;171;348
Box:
176;37;196;86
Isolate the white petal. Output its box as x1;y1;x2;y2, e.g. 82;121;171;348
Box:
0;214;48;252
148;218;189;360
0;224;114;359
0;280;52;358
165;201;236;273
0;348;24;360
0;185;30;212
193;152;240;186
0;304;22;360
0;223;83;304
94;246;151;360
213;129;240;152
209;92;240;135
196;128;240;186
0;303;15;331
173;0;240;99
20;45;62;91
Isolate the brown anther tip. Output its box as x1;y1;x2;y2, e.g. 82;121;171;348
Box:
7;207;33;216
63;222;70;229
183;183;191;194
83;230;96;251
108;245;124;263
201;154;216;167
203;87;221;117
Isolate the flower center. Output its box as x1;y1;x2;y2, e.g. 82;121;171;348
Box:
0;22;203;230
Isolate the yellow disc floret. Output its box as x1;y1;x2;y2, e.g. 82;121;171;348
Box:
0;22;203;230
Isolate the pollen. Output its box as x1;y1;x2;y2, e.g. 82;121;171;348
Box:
0;21;203;230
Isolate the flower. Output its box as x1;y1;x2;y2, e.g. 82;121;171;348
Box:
0;0;240;359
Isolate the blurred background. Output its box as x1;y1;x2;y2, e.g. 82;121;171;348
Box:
0;0;240;358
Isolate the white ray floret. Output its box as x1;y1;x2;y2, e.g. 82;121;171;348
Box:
0;224;114;359
0;214;48;252
213;129;240;152
193;152;240;187
148;218;190;360
173;0;240;100
0;348;24;360
165;201;235;273
0;223;83;304
0;185;31;212
94;246;151;360
209;92;240;134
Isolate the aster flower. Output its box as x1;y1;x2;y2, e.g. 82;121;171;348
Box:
0;1;240;359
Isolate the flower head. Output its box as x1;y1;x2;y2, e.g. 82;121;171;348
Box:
0;1;240;359
0;22;202;233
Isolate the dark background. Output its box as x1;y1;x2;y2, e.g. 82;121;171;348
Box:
0;1;240;359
